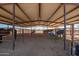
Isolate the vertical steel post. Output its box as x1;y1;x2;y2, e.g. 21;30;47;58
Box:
22;28;24;42
30;22;33;40
21;28;22;39
55;29;56;36
7;25;9;29
63;3;66;50
20;28;22;39
71;24;74;55
12;3;16;50
19;27;22;39
47;22;49;40
30;21;32;37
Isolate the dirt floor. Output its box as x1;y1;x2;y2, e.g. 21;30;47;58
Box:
0;33;71;56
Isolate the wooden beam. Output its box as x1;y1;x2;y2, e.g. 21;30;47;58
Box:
49;5;79;25
17;4;79;27
0;6;26;22
62;15;79;23
16;3;32;21
23;17;79;27
0;19;13;24
0;14;18;23
68;19;79;24
0;5;27;26
16;20;64;24
49;19;79;27
66;3;79;6
0;21;12;25
0;19;26;27
38;3;41;19
0;20;25;27
50;14;79;26
49;19;78;27
0;15;26;26
0;3;12;6
47;3;62;21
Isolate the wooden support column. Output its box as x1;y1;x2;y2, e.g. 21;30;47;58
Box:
12;3;16;50
71;24;74;55
63;3;66;50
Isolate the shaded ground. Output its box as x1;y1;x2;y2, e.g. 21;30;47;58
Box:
0;34;71;56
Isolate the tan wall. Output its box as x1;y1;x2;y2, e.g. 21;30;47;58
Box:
17;29;32;34
66;30;79;41
35;30;44;34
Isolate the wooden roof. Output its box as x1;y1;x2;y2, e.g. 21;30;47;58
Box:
0;3;79;27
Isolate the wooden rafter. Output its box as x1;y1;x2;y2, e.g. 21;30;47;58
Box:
16;3;32;21
15;20;64;24
0;19;13;23
50;14;79;26
66;3;79;6
0;18;26;27
0;6;26;22
50;19;79;27
0;3;12;6
49;5;79;25
68;19;79;24
38;3;41;19
47;3;62;21
0;20;12;25
0;3;78;27
0;14;18;23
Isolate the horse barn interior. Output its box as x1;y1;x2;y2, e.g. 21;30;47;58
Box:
0;3;79;56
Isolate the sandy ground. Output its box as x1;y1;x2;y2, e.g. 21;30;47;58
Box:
0;34;71;56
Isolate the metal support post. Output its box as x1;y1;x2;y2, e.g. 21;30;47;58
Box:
63;3;66;50
12;3;16;50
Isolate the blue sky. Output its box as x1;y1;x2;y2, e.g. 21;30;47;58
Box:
0;24;79;30
0;24;8;28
